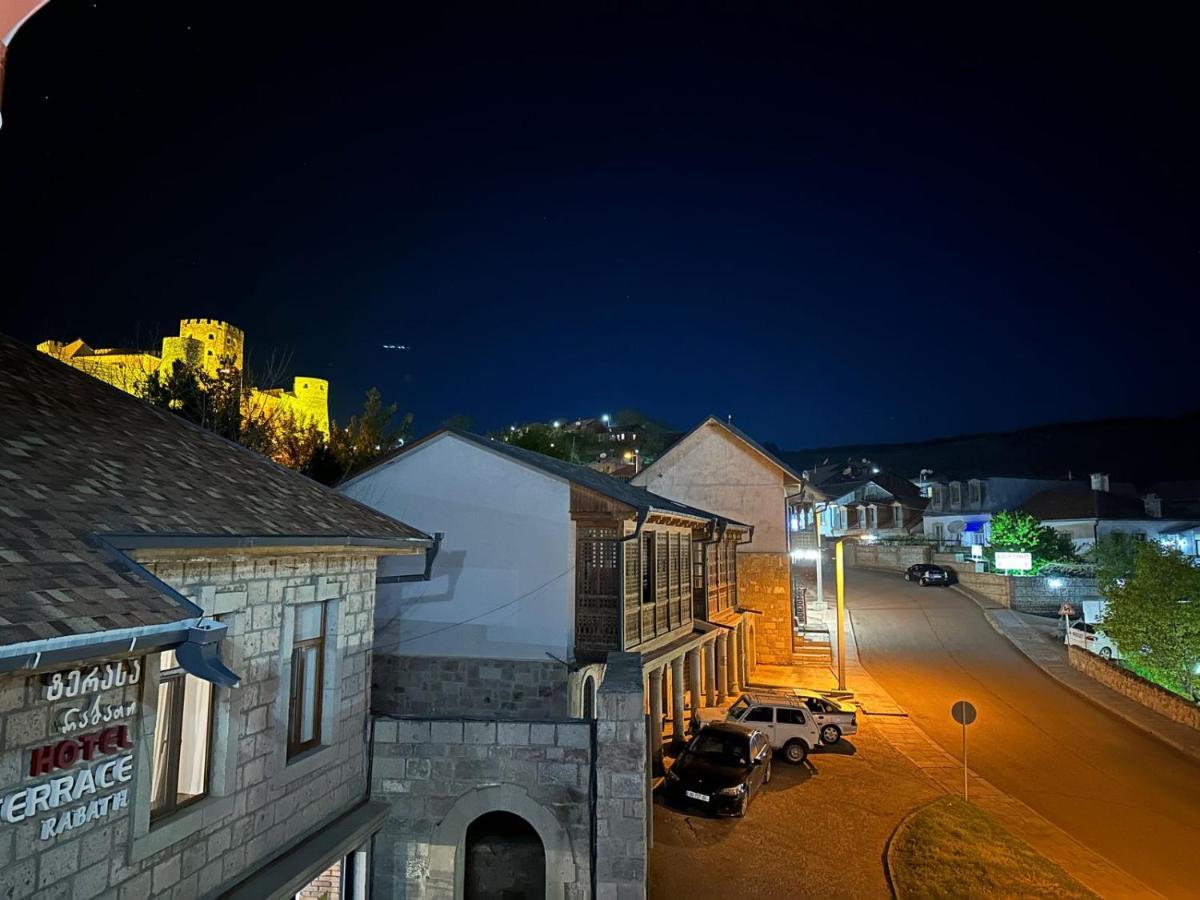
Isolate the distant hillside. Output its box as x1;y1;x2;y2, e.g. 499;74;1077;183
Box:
774;412;1200;489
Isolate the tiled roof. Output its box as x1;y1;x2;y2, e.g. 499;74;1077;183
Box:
1021;488;1149;522
0;334;431;647
348;428;753;530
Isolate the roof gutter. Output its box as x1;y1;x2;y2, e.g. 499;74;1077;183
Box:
101;533;434;552
376;532;445;584
0;618;238;686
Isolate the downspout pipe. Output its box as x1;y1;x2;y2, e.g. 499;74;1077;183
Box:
376;532;444;584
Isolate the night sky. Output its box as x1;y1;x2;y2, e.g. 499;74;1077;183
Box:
2;2;1196;448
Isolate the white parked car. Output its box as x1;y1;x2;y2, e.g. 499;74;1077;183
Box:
1066;621;1122;660
724;691;858;762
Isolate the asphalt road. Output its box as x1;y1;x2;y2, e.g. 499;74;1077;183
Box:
847;568;1200;899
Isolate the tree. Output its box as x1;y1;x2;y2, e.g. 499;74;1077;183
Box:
1101;542;1200;700
141;356;241;441
988;509;1077;573
306;388;414;485
497;424;570;461
1088;533;1140;596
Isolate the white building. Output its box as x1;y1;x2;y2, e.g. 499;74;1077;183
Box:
340;428;752;761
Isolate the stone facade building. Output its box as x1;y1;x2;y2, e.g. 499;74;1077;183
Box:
632;416;828;665
0;335;432;899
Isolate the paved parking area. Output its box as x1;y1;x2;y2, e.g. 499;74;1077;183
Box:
648;717;940;899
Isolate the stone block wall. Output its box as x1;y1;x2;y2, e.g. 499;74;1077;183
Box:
1068;647;1200;731
1010;576;1099;615
0;550;380;900
738;552;792;665
844;543;932;572
951;569;1012;605
371;652;649;900
371;718;593;899
372;655;569;719
593;652;648;899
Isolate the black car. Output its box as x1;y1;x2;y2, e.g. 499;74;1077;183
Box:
663;722;772;817
905;563;952;586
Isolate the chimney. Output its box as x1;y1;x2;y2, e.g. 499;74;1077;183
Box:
1090;473;1110;493
1143;494;1162;519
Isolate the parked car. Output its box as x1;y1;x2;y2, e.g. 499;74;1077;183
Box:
664;722;772;817
790;690;859;745
724;691;854;761
906;563;952;586
1066;621;1122;660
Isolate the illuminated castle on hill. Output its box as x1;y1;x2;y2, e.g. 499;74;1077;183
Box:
38;318;330;438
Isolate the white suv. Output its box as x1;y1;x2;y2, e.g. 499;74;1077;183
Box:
724;692;856;763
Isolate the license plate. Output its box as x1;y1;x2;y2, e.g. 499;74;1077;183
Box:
685;790;710;802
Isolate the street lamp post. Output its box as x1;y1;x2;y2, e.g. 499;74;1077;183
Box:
835;539;846;691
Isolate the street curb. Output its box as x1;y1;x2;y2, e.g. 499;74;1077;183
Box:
951;585;1200;766
882;800;927;899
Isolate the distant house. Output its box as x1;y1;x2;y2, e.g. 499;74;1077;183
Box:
631;416;827;665
807;461;927;539
339;428;752;765
1023;479;1200;553
920;474;1091;547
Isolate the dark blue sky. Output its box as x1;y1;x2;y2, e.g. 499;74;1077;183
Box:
2;2;1195;448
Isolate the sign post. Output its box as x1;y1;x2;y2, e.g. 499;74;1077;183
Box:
1058;602;1075;645
950;700;977;801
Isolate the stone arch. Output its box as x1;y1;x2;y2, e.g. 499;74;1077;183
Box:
430;783;577;899
582;675;596;719
568;662;606;718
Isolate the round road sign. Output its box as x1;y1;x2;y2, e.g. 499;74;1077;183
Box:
951;700;977;726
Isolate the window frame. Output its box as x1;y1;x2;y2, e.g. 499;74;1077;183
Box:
641;531;657;604
150;655;214;825
287;603;328;759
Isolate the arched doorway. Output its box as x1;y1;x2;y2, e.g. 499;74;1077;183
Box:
582;675;596;720
464;811;546;900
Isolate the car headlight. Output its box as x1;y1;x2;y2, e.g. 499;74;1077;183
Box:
717;783;747;797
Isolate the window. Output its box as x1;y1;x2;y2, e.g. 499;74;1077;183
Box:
642;532;656;604
969;481;981;506
931;486;943;511
151;651;213;822
743;706;773;723
288;602;327;758
950;482;962;508
776;707;806;725
207;333;214;340
893;504;903;528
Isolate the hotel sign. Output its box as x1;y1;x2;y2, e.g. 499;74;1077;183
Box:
0;658;143;841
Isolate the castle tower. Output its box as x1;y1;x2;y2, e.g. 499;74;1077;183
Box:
172;318;245;379
291;377;331;437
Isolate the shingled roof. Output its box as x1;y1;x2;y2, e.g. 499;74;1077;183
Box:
345;428;753;530
1021;488;1150;522
0;334;431;647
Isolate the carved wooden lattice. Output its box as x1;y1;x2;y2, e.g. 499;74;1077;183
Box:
576;526;619;652
624;537;641;645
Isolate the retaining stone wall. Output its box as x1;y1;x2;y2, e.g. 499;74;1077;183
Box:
844;543;932;572
1067;647;1200;731
372;655;569;719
